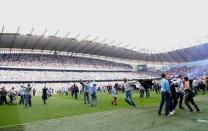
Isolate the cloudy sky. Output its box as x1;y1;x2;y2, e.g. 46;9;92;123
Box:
1;0;208;53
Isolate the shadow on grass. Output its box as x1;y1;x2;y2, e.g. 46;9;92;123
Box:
0;125;25;131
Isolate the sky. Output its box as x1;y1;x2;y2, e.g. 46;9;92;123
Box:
0;0;208;53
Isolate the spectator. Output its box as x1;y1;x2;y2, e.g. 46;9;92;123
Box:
90;84;97;107
123;78;137;108
184;77;200;112
158;73;171;116
111;86;117;105
80;80;91;104
42;86;48;104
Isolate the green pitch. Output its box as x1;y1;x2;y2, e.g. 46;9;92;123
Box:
0;92;207;131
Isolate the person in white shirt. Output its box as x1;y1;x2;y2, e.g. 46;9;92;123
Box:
192;77;198;95
176;75;185;109
111;86;117;105
123;78;137;108
8;87;17;105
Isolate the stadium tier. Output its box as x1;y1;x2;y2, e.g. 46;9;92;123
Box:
0;53;133;71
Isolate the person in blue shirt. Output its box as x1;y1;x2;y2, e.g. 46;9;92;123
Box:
90;84;97;107
18;83;26;105
158;73;172;116
80;80;91;104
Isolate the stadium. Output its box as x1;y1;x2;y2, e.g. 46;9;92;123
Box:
1;0;208;131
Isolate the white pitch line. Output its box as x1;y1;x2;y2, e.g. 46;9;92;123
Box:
197;119;208;123
0;102;157;129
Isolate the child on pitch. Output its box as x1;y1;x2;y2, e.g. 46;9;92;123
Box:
111;86;117;105
90;83;97;107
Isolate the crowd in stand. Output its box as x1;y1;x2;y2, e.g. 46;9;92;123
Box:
0;70;150;81
166;65;208;79
0;53;133;71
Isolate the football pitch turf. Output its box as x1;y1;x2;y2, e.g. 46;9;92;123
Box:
0;92;207;131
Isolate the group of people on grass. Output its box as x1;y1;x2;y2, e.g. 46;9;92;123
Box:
0;75;206;115
79;78;138;107
158;73;200;116
0;83;53;108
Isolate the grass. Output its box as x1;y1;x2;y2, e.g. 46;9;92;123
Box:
0;91;207;131
0;91;159;126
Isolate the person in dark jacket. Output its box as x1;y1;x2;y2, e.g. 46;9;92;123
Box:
42;86;48;105
73;83;79;100
25;84;32;108
169;79;177;115
1;87;7;105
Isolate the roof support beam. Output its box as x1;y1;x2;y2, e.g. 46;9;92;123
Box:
59;33;80;54
80;36;100;54
85;38;107;55
151;51;155;63
195;40;208;57
167;52;180;63
32;29;47;51
41;30;59;51
81;42;100;55
10;26;20;50
21;27;34;52
145;49;150;62
156;54;163;63
105;42;123;56
110;44;130;58
92;36;99;42
58;38;73;53
73;35;91;54
160;53;171;63
169;46;186;62
69;34;82;55
0;25;4;47
69;34;88;55
176;51;187;62
131;48;145;60
50;32;70;52
82;35;90;41
95;40;115;56
119;48;138;60
74;41;91;54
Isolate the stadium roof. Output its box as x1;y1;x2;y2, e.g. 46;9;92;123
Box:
0;33;208;63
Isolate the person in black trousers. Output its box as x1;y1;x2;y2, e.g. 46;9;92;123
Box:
25;84;32;108
158;73;172;116
74;83;79;100
0;88;2;105
42;86;48;104
169;80;177;114
1;87;7;105
184;77;200;112
175;75;185;109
